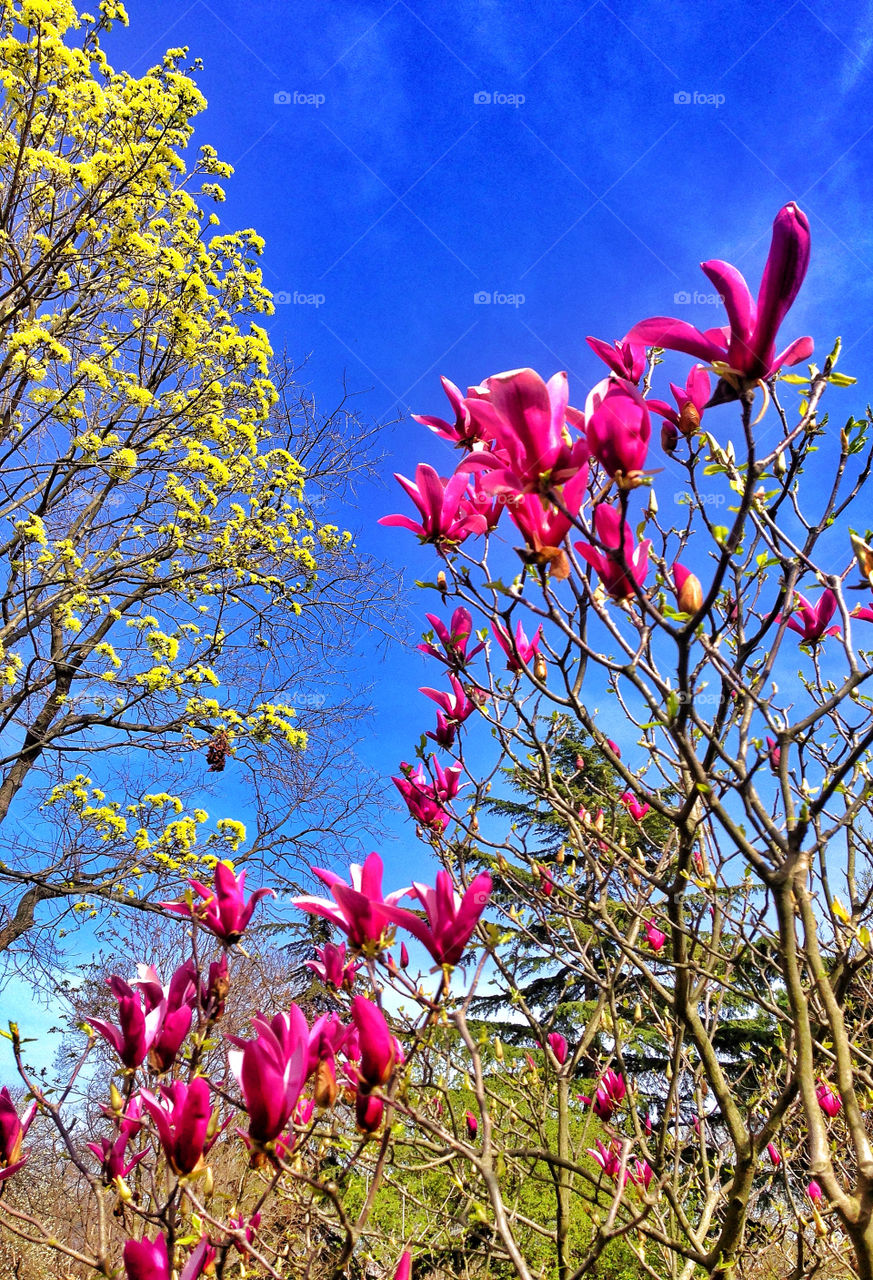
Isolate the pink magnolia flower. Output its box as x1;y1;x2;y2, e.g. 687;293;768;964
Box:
622;791;650;823
468;470;505;532
306;942;359;991
354;1093;384;1133
808;1179;823;1202
852;602;873;624
508;466;589;578
392;759;463;834
394;1252;413;1280
581;1069;627;1122
625;203;813;392
161;862;274;945
350;997;396;1132
134;960;198;1074
574;376;650;485
463;368;588;496
629;1158;654;1190
351;997;396;1091
645;920;666;952
588;1138;626;1183
421;674;481;749
413;375;492;450
90;975;166;1069
766;737;781;772
124;1235;171;1280
293;851;412;950
124;1234;213;1280
548;1032;568;1065
200;954;230;1020
100;1093;143;1140
87;1129;147;1184
816;1082;841;1119
418;608;485;668
466;1109;479;1139
273;1098;316;1162
141;1077;214;1176
784;589;840;644
0;1089;37;1183
228;1210;262;1257
393;763;449;832
383;871;492;968
767;1142;781;1166
227;1006;309;1148
575;503;651;601
587;335;647;383
491;618;542;673
649;364;711;442
379;464;487;550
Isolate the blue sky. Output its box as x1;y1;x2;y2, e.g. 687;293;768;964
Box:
4;0;873;1079
101;0;873;875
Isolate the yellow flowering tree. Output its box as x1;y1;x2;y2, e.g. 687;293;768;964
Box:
0;0;381;951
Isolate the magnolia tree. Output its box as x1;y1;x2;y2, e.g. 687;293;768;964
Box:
6;203;873;1280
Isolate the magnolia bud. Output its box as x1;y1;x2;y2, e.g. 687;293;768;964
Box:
533;654;547;682
661;421;678;454
313;1060;339;1109
206;1106;221;1143
437;571;448;594
494;1037;504;1062
851;532;873;586
555;846;565;864
677;571;703;614
674;562;703;615
774;449;787;477
678;401;700;437
109;1083;124;1115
